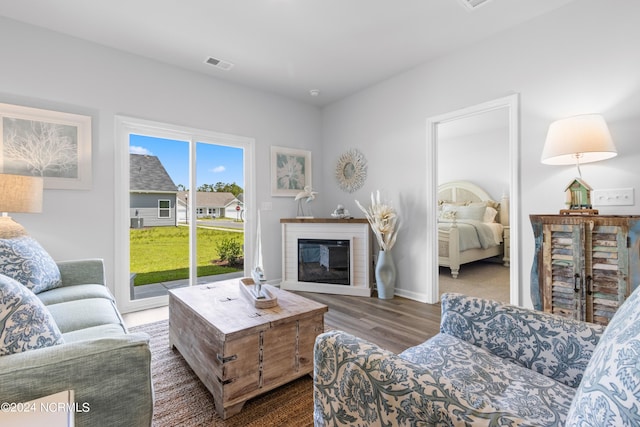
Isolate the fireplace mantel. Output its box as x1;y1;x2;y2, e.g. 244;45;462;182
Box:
281;218;372;296
280;218;369;224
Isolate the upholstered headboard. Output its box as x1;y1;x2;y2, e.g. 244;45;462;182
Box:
438;180;509;226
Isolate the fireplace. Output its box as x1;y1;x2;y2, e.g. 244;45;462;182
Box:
281;218;372;296
298;238;350;285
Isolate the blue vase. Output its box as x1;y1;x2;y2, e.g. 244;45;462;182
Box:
375;250;396;299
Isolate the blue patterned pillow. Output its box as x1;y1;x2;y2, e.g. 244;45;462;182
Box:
565;286;640;426
0;236;61;294
0;273;64;356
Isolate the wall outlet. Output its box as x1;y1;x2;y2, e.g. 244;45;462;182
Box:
261;202;273;211
592;188;635;206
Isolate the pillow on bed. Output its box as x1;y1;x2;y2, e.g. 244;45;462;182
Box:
457;205;486;221
483;206;498;223
466;201;500;223
442;204;486;221
487;199;500;210
440;202;464;216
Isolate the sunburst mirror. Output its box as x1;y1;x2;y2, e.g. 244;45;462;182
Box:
335;148;367;193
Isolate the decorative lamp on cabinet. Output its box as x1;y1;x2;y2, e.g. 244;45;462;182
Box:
541;114;617;213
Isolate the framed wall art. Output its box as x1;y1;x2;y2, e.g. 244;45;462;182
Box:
0;102;92;190
270;146;311;197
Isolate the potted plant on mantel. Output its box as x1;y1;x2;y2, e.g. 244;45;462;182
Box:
356;191;399;299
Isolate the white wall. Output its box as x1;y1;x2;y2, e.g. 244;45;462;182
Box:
319;0;640;307
0;17;322;298
438;126;509;200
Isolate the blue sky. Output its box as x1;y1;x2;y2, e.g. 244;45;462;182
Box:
129;134;244;190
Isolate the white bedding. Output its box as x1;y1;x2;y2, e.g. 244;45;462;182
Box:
485;222;504;246
438;220;503;251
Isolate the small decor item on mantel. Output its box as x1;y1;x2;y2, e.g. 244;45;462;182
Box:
330;204;351;219
356;191;399;299
295;186;317;218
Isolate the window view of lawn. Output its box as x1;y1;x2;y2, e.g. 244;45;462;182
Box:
130;226;244;286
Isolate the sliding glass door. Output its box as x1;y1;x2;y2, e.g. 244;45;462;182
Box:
115;116;255;313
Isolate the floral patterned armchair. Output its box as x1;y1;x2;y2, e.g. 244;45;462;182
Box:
314;289;640;426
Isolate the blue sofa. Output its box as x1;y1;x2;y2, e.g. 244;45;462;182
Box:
0;259;153;427
314;289;640;426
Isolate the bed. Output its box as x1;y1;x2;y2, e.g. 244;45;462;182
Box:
438;181;509;278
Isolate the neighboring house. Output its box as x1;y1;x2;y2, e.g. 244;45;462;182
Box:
176;191;241;222
130;154;178;227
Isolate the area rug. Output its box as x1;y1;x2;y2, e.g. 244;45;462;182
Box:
130;320;315;427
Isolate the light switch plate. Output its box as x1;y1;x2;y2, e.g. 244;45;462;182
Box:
592;188;635;206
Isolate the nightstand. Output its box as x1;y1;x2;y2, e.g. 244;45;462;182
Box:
502;226;510;267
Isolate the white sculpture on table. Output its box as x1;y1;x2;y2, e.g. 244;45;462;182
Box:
295;186;317;218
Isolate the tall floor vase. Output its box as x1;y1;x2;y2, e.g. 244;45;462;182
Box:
375;250;396;299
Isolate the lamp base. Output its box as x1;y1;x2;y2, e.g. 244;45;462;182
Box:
0;216;29;239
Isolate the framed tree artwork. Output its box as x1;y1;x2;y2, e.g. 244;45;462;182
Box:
271;146;311;197
0;102;92;190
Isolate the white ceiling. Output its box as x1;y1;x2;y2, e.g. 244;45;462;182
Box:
0;0;577;106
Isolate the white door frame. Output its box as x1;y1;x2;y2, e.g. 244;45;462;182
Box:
425;94;520;305
114;116;255;313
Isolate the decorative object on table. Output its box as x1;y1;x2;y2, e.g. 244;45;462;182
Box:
295;185;317;218
0;173;43;239
541;114;617;215
240;210;278;308
564;178;593;210
0;102;92;190
330;204;351;219
270;146;311;197
335;148;367;193
239;278;278;309
356;190;399;299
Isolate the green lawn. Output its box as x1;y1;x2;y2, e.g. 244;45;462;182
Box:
130;226;243;286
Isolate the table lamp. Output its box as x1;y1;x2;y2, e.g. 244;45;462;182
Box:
0;174;43;238
541;114;617;212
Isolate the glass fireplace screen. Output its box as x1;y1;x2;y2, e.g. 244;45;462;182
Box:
298;239;350;285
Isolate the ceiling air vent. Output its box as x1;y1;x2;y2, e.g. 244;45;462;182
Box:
457;0;493;11
204;56;234;71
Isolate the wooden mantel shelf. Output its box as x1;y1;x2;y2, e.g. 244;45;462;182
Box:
280;218;368;224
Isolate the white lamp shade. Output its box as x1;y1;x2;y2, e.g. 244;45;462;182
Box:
0;174;43;213
541;114;617;165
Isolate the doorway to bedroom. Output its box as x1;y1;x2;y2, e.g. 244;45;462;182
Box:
426;94;520;306
437;108;510;303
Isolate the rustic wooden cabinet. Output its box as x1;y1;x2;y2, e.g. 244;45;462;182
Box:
530;214;640;325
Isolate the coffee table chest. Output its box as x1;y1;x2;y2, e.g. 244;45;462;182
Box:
168;281;327;419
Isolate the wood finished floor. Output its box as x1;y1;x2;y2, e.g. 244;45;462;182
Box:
296;292;441;354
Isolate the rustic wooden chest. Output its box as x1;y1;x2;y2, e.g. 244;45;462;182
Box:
168;281;328;419
530;214;640;325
